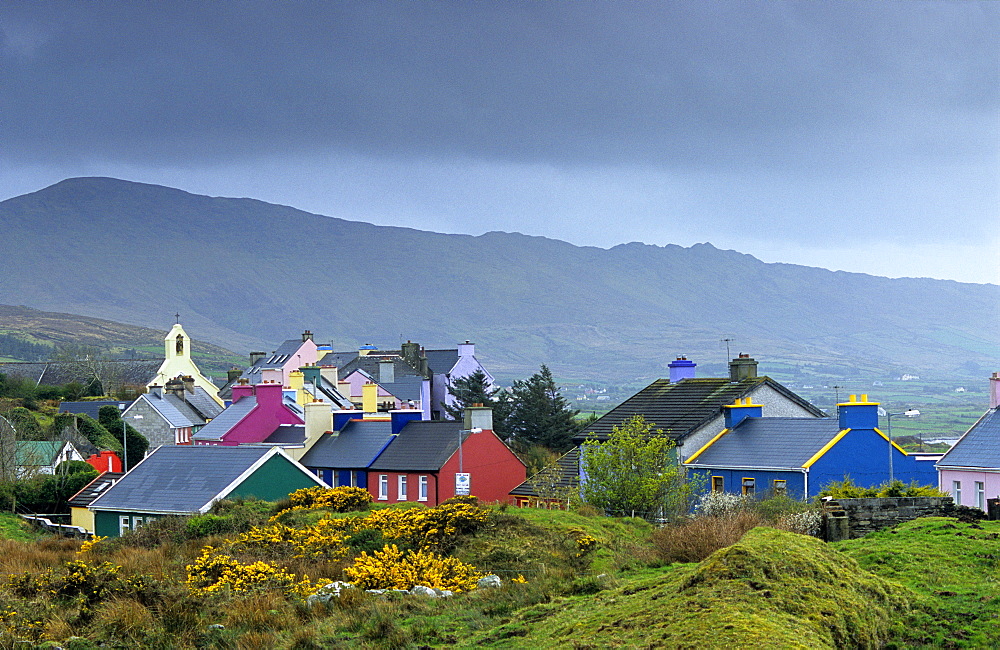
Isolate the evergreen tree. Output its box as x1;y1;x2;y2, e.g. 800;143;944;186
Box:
442;370;498;421
98;405;149;470
506;365;580;452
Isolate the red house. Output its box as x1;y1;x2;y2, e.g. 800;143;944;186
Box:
367;406;525;505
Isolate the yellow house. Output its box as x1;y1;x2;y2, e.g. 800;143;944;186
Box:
68;471;125;534
148;323;222;405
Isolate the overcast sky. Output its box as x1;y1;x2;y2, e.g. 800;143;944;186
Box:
2;1;997;283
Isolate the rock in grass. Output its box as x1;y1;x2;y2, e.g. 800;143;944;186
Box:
477;574;502;589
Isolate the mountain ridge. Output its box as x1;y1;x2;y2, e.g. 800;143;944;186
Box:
1;177;996;381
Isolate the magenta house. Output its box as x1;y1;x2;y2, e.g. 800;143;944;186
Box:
193;381;304;446
937;373;1000;511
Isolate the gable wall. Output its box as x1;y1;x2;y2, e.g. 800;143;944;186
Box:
229;454;323;502
441;431;525;504
689;468;806;500
125;398;175;447
810;428;937;497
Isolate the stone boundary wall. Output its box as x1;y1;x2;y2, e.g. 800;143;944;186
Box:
835;497;956;539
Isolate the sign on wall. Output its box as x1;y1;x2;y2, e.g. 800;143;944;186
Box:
455;472;470;495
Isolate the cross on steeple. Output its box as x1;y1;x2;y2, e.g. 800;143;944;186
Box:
174;313;180;324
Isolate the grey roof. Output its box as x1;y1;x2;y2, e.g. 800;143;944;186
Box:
310;376;354;409
423;349;459;374
68;472;125;508
574;377;825;444
183;388;224;420
300;420;397;469
369;421;465;471
58;400;132;420
510;447;580;497
239;339;308;382
89;446;277;514
193;396;257;441
0;359;162;387
338;356;426;383
142;391;203;428
937;408;1000;469
685;417;842;469
264;425;306;445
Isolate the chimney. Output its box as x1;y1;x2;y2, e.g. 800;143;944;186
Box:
254;381;284;410
148;385;163;398
302;330;314;342
723;397;762;428
458;340;475;358
288;370;304;392
261;367;283;385
729;354;758;382
319;364;339;386
250;351;266;365
379;359;395;384
359;344;376;356
838;394;879;430
300;366;321;388
991;372;1000;409
401;340;420;366
362;382;378;413
231;382;254;403
463;404;494;432
338;380;353;400
668;356;696;383
182;375;195;393
304;400;333;445
227;367;241;382
165;377;185;398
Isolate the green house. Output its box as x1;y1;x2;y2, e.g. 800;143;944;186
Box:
88;445;324;537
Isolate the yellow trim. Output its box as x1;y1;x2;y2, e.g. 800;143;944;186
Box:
741;477;756;495
685;428;730;464
711;476;724;492
838;394;879;406
873;427;909;454
802;428;852;468
724;397;762;409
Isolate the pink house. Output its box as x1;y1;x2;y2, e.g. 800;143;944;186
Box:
937;373;1000;511
192;380;305;446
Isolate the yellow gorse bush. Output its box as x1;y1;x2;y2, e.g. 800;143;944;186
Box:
185;547;312;597
0;604;45;643
77;535;107;555
344;544;483;592
283;486;373;513
226;519;352;560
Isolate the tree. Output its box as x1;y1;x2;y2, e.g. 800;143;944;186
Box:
442;370;499;421
98;405;148;470
505;365;580;452
581;415;696;520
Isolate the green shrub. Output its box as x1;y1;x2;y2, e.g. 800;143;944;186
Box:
819;478;947;499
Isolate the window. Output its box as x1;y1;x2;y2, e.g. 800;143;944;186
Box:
132;517;143;529
772;479;787;496
953;480;962;504
711;476;724;493
419;476;428;501
976;481;985;510
398;475;408;500
119;516;130;536
741;478;756;496
378;475;388;500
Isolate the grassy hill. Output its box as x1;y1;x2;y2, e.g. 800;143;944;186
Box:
0;304;244;378
0;177;996;385
0;496;997;647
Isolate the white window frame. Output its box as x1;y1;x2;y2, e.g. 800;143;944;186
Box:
976;481;985;510
378;474;388;500
132;516;143;529
119;515;130;536
398;475;408;500
418;475;428;501
953;480;962;505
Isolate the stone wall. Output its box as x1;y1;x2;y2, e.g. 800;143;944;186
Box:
834;497;956;539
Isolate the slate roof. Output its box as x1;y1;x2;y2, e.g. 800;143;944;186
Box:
510;447;580;497
67;472;124;508
192;396;257;441
369;421;465;472
141;391;203;428
58;401;132;420
300;420;397;468
339;356;427;383
89;446;280;514
684;417;843;469
263;425;306;445
239;339;307;382
936;408;1000;469
423;349;459;374
573;377;824;444
183;388;224;420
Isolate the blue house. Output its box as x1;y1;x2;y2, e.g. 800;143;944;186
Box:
684;394;939;500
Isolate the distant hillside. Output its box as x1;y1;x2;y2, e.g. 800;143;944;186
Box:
0;177;996;382
0;304;243;377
